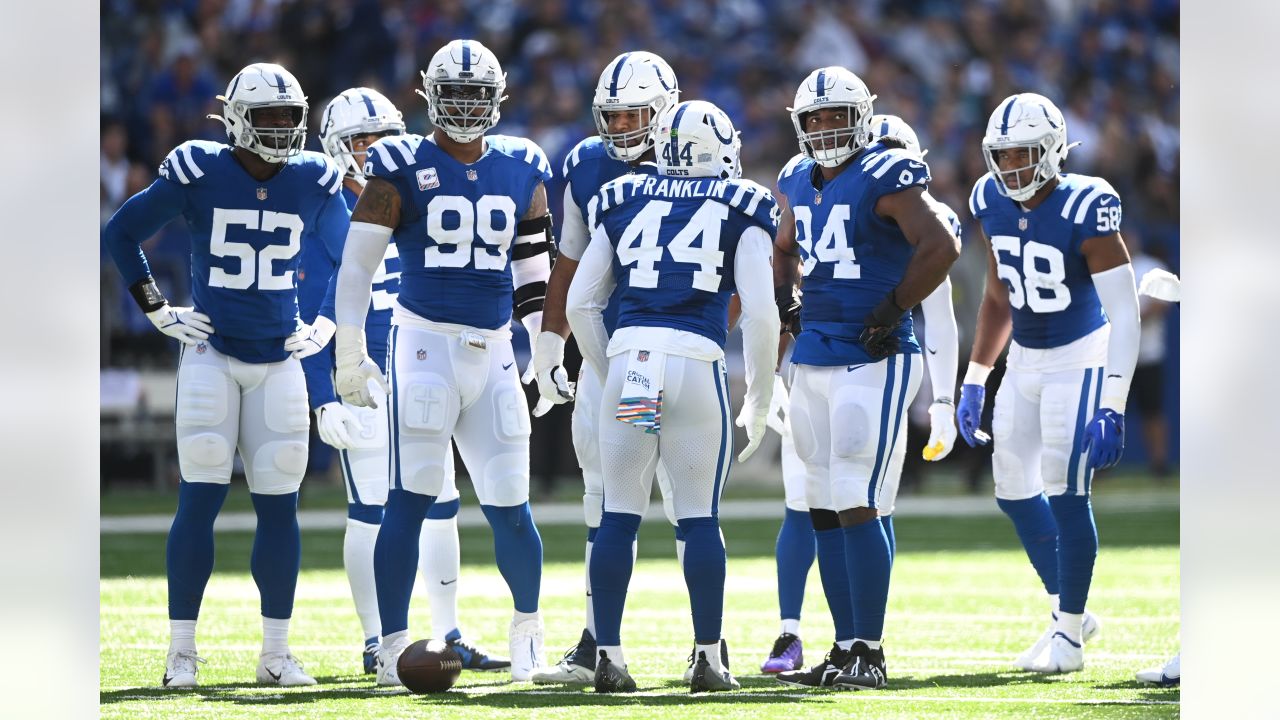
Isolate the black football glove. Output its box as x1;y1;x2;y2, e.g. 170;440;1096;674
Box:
859;291;906;359
776;284;802;336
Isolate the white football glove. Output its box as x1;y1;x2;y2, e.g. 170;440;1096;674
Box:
283;316;336;360
765;373;791;438
334;325;389;408
146;305;214;346
735;405;769;463
1138;267;1181;303
314;401;361;450
531;332;576;417
922;399;958;462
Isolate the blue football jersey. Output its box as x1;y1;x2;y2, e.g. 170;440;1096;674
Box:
562;136;655;335
154;140;348;363
968;172;1118;349
777;142;930;366
595;174;778;348
363;133;552;330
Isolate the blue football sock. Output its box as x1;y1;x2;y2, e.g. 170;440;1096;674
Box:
880;515;896;563
374;488;435;636
997;495;1061;595
347;502;383;524
250;492;301;619
586;526;599;543
776;508;816;622
589;511;642;646
842;519;893;641
1048;494;1098;614
481;503;543;613
678;516;727;642
815;527;856;641
166;481;229;620
425;498;460;520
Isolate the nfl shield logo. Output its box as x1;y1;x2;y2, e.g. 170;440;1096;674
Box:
195;342;207;354
637;350;649;362
1018;217;1028;231
416;348;427;361
256;187;268;201
466;169;478;181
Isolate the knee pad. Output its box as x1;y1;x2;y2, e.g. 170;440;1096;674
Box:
789;402;819;464
399;373;453;435
264;371;310;434
992;448;1026;492
491;384;532;442
571;397;599;467
477;453;530;506
398;441;450;496
250;441;308;495
176;366;229;428
829;386;876;463
179;432;232;469
583;486;604;528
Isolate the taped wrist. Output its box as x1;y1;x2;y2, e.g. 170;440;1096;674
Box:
513;214;553;320
867;289;906;327
963;361;993;386
129;277;168;313
775;284;802;333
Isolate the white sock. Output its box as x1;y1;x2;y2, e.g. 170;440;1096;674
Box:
836;639;854;651
676;538;686;568
855;637;881;650
382;629;409;655
262;617;290;655
599;644;624;667
343;518;382;641
419;515;461;639
1049;593;1060;616
513;610;540;625
584;538;597;637
1056;611;1084;643
170;619;197;653
696;642;723;674
781;618;801;636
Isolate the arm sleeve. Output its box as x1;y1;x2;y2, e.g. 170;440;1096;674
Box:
301;345;337;410
335;222;392;329
103;178;187;285
1092;262;1141;412
734;225;782;416
920;276;959;402
565;224;617;380
557;183;591;261
313;190;352;325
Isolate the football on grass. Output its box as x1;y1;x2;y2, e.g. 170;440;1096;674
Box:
397;639;463;694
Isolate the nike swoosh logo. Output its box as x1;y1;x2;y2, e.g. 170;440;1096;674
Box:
502;362;514;370
847;363;868;372
265;667;281;681
1107;373;1121;379
162;674;175;686
908;162;924;168
1100;197;1113;205
440;578;457;586
926;346;937;355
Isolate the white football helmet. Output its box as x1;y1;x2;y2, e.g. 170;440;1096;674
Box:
592;51;680;162
417;39;507;143
652;100;741;180
868;114;926;157
982;93;1077;201
320;88;406;185
788;67;877;168
209;63;309;163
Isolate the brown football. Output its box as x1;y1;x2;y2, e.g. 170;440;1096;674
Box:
397;639;463;694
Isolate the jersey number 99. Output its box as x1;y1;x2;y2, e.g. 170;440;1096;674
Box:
424;195;518;270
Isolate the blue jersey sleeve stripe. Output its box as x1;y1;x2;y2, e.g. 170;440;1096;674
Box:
369;143;398;173
1060;183;1089;220
744;188;766;216
163;151;190;184
728;183;749;209
872;151;916;179
327;169;343;195
778;154;804;184
318;160;336;188
388;138;416;167
1072;186;1107;224
177;144;204;179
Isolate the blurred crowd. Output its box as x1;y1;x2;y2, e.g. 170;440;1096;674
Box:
100;0;1180;482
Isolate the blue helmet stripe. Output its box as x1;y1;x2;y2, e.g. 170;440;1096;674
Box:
609;52;631;98
360;93;376;117
228;73;242;98
1042;105;1059;129
815;69;826;98
671;102;690;136
462;41;471;71
999;95;1018;135
880;120;889;137
274;73;287;93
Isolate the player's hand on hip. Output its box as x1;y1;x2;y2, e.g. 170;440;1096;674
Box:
314;401;361;450
532;366;575;418
146;305;214;346
765;373;791;438
1083;408;1125;470
284;316;336;359
957;384;990;447
923;399;958;461
735;406;769;463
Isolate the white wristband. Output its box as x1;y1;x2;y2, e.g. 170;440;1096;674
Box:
963;361;993;386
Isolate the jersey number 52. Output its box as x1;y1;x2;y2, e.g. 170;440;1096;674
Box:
208;208;303;291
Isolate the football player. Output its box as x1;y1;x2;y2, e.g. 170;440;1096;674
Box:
103;63;344;688
772;68;961;691
331;39;552;685
767;113;961;682
302;87;508;675
527;51;717;686
957;93;1141;673
567;100;780;693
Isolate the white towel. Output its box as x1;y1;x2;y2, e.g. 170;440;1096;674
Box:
614;348;666;434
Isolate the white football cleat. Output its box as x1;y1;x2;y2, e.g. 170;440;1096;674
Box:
508;616;546;681
1136;653;1180;686
162;649;205;688
1026;633;1084;674
257;652;317;686
1015;611;1099;670
376;635;410;687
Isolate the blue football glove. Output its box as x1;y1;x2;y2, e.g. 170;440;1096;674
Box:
1083;408;1125;470
957;383;990;447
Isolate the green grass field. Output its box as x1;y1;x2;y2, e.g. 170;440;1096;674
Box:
101;506;1179;718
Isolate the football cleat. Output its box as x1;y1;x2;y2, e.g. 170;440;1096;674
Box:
1026;632;1084;674
161;648;205;689
445;628;511;672
256;652;317;686
530;628;597;685
1135;653;1180;687
776;642;852;688
1015;611;1100;670
362;637;380;675
508;616;546;681
376;635;410;687
832;641;887;691
761;632;804;673
683;639;730;682
593;649;637;693
689;651;740;693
